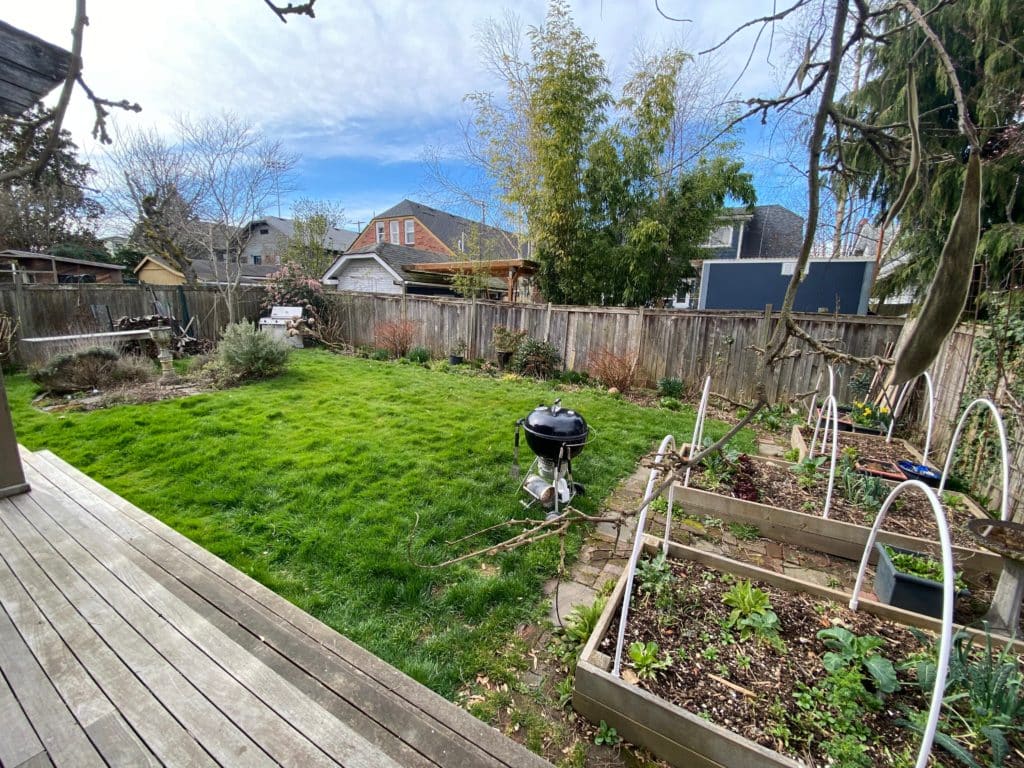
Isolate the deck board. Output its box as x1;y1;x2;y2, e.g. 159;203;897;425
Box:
0;449;551;768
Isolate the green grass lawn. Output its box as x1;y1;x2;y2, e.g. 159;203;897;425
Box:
9;350;752;697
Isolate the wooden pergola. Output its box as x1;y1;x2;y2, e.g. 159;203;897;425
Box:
0;22;72;498
408;258;539;303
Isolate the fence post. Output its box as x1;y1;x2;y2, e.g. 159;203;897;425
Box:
759;303;773;401
543;302;552;342
635;305;647;382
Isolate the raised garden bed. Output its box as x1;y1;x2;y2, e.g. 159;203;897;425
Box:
574;537;1023;768
792;425;921;466
672;453;1001;576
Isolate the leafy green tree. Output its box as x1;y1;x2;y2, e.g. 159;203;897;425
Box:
834;0;1024;302
0;104;102;251
282;199;347;278
470;2;754;306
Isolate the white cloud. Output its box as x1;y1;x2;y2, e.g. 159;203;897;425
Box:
6;1;798;196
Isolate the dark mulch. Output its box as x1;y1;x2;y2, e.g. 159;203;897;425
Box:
598;558;958;766
799;426;920;466
689;457;981;551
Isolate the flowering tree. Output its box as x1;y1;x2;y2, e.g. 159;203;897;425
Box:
263;261;326;314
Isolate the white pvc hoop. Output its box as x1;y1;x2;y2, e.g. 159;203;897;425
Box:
922;372;935;464
937;398;1011;521
806;364;837;427
808;394;840;519
612;434;676;677
683;376;712;488
886;380;913;443
885;373;935;465
849;479;954;768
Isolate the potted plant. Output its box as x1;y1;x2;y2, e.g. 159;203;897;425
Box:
873;542;967;619
492;325;526;368
448;339;466;365
846;400;890;435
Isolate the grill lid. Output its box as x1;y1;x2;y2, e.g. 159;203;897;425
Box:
523;400;588;442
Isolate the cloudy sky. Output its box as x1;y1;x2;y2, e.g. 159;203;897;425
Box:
7;1;807;234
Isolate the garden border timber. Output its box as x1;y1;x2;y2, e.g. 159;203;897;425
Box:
791;424;923;464
667;455;1001;577
573;536;1023;768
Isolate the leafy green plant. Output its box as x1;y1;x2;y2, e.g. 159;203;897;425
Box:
510;338;562;379
883;545;967;591
903;628;1023;767
216;321;291;381
553;596;607;664
727;522;760;541
628;641;671;680
698;438;740;490
783;447;800;462
594;720;620;746
659;396;682;410
492;325;527;354
555;675;574;709
817;627;898;695
407;346;431;363
657;376;684;398
722;581;781;643
636;552;672;598
371;347;391;361
789;455;827;489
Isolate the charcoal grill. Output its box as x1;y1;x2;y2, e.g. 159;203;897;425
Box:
512;399;590;518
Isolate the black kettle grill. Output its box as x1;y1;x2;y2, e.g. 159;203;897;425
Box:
513;400;589;516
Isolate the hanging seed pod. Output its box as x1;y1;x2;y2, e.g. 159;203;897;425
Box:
881;67;921;232
888;149;982;386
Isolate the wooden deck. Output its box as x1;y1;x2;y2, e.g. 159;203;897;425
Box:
0;449;551;768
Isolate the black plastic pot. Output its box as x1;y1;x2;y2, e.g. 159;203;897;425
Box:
497;351;512;369
874;543;947;619
896;460;942;487
449;355;464;365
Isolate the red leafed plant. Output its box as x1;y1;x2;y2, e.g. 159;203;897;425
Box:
375;320;418;358
588;348;642;393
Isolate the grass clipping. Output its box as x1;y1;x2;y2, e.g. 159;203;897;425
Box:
888;149;981;386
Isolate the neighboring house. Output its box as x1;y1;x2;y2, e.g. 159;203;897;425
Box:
239;216;358;266
133;255;280;286
100;235;129;256
0;250;125;284
328;200;536;299
322;243;464;296
673;204;805;308
346;199;526;261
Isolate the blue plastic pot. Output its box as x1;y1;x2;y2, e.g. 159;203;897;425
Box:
896;460;942;487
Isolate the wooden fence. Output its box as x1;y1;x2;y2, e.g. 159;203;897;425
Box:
0;283;1016;515
0;283;266;352
326;291;905;404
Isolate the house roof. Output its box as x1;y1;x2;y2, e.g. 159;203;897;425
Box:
249;216;359;252
371;199;525;260
0;22;71;116
321;242;452;284
0;249;126;271
133;255;279;283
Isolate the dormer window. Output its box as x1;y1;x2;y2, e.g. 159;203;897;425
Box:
375;222;385;243
703;225;733;248
390;221;400;244
259;228;269;235
404;219;415;244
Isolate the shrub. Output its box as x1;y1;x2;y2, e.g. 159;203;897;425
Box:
216;321;290;381
660;396;682;410
588;349;641;393
657;376;684;398
407;346;430;363
371;348;391;361
31;347;155;394
263;261;327;314
510;338;562;379
492;325;527;354
558;369;590;385
375;320;417;358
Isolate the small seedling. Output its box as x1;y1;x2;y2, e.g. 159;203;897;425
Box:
728;522;761;541
636;552;673;597
722;580;782;643
594;720;621;746
555;675;573;709
817;627;898;694
790;455;827;489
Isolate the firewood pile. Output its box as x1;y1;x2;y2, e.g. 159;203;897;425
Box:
114;315;213;358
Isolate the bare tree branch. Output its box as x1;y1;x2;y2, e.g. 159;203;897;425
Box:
263;0;317;23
